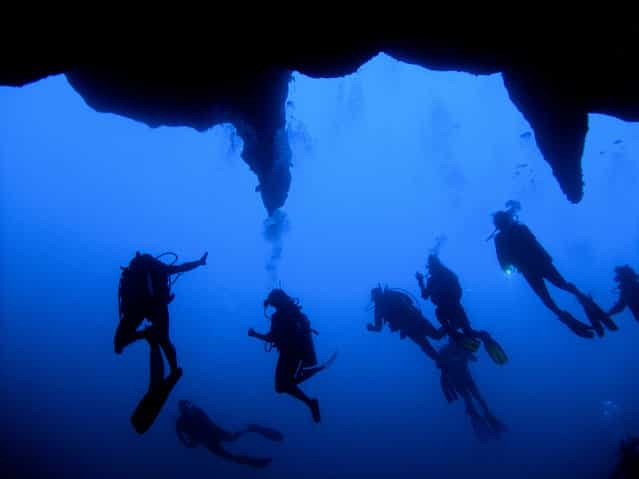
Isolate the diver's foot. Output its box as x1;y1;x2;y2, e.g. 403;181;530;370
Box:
485;414;508;436
169;367;183;380
310;398;321;423
558;311;595;339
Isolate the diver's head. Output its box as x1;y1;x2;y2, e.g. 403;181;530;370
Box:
178;400;192;415
427;254;442;271
614;265;638;283
493;210;515;231
264;288;292;310
371;285;384;303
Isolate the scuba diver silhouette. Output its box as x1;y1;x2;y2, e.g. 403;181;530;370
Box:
438;340;507;441
608;265;639;323
367;284;441;363
248;289;336;423
115;251;207;433
489;201;616;338
416;254;508;365
176;400;282;469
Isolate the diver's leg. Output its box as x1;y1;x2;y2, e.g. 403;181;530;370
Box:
409;334;439;362
522;272;563;315
151;305;179;374
275;354;320;422
114;311;145;354
544;264;582;297
467;373;507;434
206;443;271;468
149;341;165;389
466;374;490;416
524;272;594;337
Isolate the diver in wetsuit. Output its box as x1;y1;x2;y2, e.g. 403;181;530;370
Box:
115;251;208;381
367;285;440;363
490;202;615;338
608;265;639;323
248;289;335;423
611;435;639;479
176;400;282;469
438;340;507;441
416;254;507;364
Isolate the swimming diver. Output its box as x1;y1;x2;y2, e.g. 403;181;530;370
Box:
367;284;441;363
608;265;639;323
115;251;208;379
176;399;282;469
248;289;336;423
416;254;508;365
438;340;507;441
489;201;615;338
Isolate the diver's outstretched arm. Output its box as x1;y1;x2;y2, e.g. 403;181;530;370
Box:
206;443;272;468
416;272;429;300
166;252;207;275
248;328;272;342
608;297;626;316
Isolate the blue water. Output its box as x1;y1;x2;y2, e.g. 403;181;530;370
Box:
1;54;638;478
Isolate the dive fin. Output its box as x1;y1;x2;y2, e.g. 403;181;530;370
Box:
480;334;508;365
485;413;508;438
469;411;497;442
581;295;618;333
457;335;481;353
131;368;183;434
558;311;595;339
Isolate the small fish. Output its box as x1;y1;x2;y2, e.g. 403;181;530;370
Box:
520;132;532;139
613;139;623;145
516;163;528;168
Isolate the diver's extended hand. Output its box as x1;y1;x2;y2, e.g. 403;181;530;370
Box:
248;328;256;337
366;323;376;332
199;252;208;266
415;271;424;284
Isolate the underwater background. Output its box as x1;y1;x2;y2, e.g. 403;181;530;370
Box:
1;54;638;478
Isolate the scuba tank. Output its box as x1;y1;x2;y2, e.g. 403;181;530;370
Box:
118;252;177;321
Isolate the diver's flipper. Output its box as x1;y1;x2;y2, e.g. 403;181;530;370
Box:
456;335;481;353
131;368;183;434
485;413;508;438
469;412;497;442
579;295;618;334
246;424;284;442
480;334;508;365
558;311;595;339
